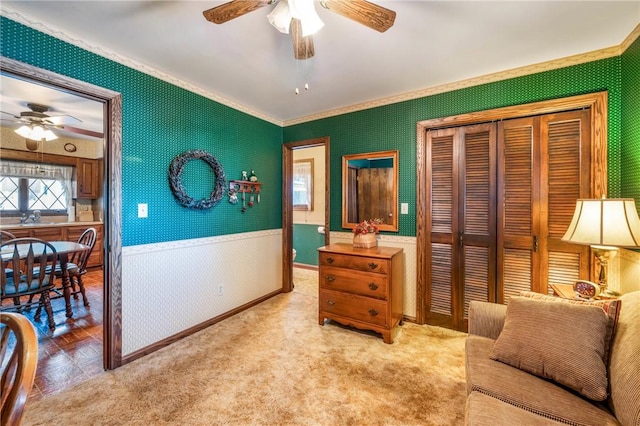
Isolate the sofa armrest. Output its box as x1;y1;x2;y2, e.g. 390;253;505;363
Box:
468;301;507;340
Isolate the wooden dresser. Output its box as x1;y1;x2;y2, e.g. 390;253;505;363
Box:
318;243;403;344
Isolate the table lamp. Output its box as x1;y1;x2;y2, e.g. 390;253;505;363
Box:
562;197;640;296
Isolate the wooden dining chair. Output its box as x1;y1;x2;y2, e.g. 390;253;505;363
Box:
0;230;16;243
1;231;18;280
1;238;59;331
49;227;97;308
0;312;38;426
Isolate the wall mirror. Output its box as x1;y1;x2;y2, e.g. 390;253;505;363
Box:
342;150;398;232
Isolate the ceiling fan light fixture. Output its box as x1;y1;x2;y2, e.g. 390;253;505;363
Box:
14;124;58;141
267;0;324;36
43;129;58;141
267;0;292;33
291;0;324;36
15;125;32;138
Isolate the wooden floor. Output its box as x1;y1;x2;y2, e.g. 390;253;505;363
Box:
18;269;105;402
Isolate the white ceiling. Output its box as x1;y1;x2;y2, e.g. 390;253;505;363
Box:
1;1;638;127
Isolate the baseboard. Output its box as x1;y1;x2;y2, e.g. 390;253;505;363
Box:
293;263;318;271
121;288;282;365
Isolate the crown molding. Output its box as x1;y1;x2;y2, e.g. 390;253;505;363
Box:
0;7;283;127
621;22;640;54
2;7;636;129
283;43;624;126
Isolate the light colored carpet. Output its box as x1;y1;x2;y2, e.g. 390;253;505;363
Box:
23;269;467;425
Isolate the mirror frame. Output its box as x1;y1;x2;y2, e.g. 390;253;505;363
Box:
342;150;399;232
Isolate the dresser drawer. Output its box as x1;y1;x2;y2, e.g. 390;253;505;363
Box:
319;252;390;274
319;266;388;300
319;289;388;326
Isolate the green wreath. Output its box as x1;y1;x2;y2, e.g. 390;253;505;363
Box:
169;150;226;210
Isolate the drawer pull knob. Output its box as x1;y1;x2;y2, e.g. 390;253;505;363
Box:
327;257;335;264
326;275;335;282
327;299;336;306
368;309;379;317
368;283;379;290
368;262;378;270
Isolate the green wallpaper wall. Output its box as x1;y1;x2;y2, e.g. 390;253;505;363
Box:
622;34;640;215
284;57;625;236
292;224;324;266
1;17;283;247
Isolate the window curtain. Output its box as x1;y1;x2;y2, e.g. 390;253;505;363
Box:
0;160;74;216
293;161;312;210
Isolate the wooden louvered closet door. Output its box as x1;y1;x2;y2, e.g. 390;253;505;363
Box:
426;123;496;330
497;110;591;302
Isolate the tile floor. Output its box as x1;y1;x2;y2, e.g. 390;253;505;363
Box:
21;269;105;402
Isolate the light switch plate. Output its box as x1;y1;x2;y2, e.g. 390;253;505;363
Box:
138;203;148;218
401;203;409;214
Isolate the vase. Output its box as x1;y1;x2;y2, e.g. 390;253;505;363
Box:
353;232;377;248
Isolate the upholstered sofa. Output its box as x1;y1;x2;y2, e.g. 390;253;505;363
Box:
464;290;640;425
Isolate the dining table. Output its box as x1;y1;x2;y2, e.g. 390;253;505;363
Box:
1;240;90;318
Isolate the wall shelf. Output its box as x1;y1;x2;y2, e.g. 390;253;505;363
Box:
229;180;261;193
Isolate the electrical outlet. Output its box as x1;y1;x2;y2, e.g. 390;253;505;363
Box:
138;203;148;218
217;284;224;296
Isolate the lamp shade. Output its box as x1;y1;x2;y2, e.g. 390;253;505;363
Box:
267;0;324;36
562;198;640;248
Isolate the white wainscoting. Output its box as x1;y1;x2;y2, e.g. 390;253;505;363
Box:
122;230;282;355
329;232;418;318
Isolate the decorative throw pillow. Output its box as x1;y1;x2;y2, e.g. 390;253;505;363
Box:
518;291;621;363
491;296;610;401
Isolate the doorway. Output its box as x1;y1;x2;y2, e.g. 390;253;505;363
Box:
1;56;123;369
282;137;330;293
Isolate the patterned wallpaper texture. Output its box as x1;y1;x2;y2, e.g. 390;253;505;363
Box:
1;18;283;246
2;17;637;242
622;34;640;215
284;58;625;236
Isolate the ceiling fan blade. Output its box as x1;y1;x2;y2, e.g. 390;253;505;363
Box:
58;125;104;139
203;0;274;24
321;0;396;32
1;110;20;120
291;18;315;60
45;114;82;125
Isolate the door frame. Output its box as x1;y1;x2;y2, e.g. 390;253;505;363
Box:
1;56;124;369
282;137;330;292
415;91;608;324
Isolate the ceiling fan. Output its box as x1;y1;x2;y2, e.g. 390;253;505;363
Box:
203;0;396;60
1;103;104;150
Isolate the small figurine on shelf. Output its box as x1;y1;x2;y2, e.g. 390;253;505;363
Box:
249;170;258;182
241;171;249;181
228;188;238;205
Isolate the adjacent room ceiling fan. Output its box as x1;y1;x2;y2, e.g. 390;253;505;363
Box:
1;103;104;150
203;0;396;60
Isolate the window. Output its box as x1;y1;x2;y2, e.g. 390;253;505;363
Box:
0;161;73;215
0;176;68;213
293;158;314;211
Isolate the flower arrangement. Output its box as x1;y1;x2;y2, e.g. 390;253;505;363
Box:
352;218;384;235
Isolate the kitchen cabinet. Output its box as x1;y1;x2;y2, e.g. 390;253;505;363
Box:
77;158;99;199
2;223;103;268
